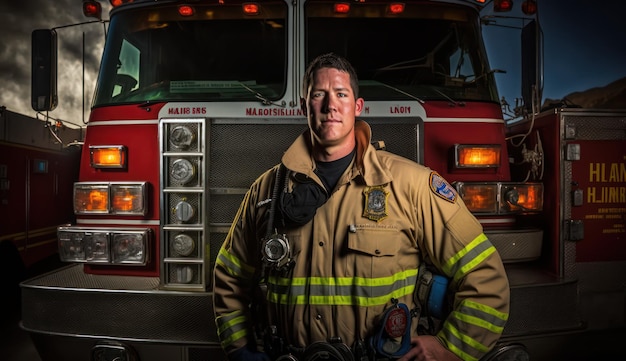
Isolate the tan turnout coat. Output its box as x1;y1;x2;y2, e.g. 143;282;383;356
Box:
214;120;510;361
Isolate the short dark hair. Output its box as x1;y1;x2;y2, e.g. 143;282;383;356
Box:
302;53;359;99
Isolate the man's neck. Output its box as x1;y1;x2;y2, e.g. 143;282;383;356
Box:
313;140;356;162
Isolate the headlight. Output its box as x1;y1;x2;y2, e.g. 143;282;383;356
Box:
169;125;195;149
74;182;148;215
502;183;543;212
111;184;147;214
58;227;150;265
456;183;499;213
455;182;543;214
170;158;196;185
74;184;109;213
112;233;145;264
172;234;195;256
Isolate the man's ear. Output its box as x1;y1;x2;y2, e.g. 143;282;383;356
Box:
355;97;364;116
300;97;307;116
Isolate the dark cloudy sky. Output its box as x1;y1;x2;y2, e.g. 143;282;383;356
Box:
0;0;110;127
1;0;625;128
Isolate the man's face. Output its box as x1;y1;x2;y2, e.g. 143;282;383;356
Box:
305;67;364;153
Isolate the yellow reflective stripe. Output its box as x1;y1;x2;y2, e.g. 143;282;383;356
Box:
310;284;415;306
440;322;485;361
451;310;505;335
268;284;415;306
216;314;246;335
216;247;255;279
455;246;495;282
216;311;250;348
442;233;487;274
462;299;509;323
269;268;418;287
216;310;244;332
442;233;496;281
219;328;248;349
266;269;418;306
440;299;508;360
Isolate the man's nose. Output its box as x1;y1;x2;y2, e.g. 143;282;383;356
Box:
323;95;337;113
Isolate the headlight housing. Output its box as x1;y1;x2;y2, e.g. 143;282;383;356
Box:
455;182;543;214
58;227;150;265
74;182;148;215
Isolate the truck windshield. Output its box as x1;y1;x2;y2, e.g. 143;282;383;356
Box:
93;2;287;107
306;1;499;103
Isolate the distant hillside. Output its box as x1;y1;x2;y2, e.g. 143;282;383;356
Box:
542;76;626;110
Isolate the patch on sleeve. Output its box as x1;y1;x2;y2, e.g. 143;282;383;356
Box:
429;172;457;203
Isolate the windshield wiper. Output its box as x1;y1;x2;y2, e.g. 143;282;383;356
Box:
375;81;425;104
432;88;464;107
239;82;286;107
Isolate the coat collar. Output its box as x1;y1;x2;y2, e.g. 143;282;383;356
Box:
281;120;393;186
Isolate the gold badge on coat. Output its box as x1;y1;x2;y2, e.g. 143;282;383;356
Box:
363;185;389;222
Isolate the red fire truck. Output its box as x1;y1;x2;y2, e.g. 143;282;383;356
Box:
0;107;80;308
21;1;625;360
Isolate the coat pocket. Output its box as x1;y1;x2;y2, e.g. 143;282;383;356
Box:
346;226;413;279
347;227;399;257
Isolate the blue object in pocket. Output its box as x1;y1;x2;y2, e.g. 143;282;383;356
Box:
427;274;449;319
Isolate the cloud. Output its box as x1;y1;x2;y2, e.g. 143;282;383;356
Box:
0;1;110;127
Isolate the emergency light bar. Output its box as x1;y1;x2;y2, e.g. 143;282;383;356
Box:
333;2;405;15
101;1;266;17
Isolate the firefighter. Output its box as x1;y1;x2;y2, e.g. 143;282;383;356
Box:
213;53;510;361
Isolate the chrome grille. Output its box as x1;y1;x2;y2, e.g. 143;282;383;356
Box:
160;119;208;290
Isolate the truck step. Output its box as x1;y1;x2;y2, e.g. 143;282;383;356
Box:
504;265;583;336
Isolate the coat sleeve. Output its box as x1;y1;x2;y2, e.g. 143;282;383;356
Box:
213;169;275;354
418;172;510;361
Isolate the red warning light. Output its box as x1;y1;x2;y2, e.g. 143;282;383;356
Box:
178;5;194;16
388;3;405;15
522;0;538;15
243;3;260;15
494;0;513;12
334;3;350;14
109;0;135;7
83;1;102;19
